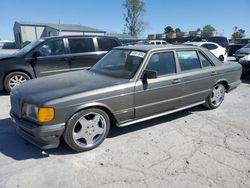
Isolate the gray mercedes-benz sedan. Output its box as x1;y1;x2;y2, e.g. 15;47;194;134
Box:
10;45;242;152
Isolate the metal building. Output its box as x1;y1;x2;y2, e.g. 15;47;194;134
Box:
13;21;106;48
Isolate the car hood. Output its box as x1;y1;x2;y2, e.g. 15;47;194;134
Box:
0;53;17;61
12;70;128;106
237;48;250;54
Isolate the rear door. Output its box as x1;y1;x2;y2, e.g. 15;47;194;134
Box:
67;37;99;71
134;51;184;118
96;37;120;59
32;38;70;77
175;50;217;106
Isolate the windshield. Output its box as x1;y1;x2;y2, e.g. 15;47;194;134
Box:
15;39;44;55
243;43;250;48
90;49;146;79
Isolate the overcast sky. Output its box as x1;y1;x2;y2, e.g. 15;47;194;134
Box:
1;0;249;40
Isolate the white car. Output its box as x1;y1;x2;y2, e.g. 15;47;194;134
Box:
149;40;167;45
185;41;227;62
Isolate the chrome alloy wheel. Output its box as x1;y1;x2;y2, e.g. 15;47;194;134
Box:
9;75;27;89
210;84;225;107
72;112;107;148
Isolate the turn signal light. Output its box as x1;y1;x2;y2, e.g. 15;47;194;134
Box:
38;108;55;123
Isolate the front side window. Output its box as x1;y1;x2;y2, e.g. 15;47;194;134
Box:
97;38;118;51
146;52;176;76
90;49;145;79
198;51;213;67
176;51;201;71
68;38;95;53
38;39;65;57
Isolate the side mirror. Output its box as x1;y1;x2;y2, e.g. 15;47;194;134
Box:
33;51;42;58
141;70;157;81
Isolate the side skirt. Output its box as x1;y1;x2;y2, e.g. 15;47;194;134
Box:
117;101;205;127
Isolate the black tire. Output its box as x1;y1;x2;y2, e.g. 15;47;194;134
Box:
63;108;110;152
218;55;224;62
204;83;225;109
4;71;31;93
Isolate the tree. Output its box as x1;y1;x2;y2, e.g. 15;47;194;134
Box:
164;26;174;34
231;26;245;40
123;0;146;36
175;28;181;33
202;25;217;36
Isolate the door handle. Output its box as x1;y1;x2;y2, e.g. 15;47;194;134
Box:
211;71;217;76
172;78;181;84
59;57;69;61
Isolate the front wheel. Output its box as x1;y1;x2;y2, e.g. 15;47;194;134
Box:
204;83;225;109
63;108;110;152
4;71;31;93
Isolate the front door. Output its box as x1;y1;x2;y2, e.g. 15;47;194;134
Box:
134;51;184;118
32;38;70;77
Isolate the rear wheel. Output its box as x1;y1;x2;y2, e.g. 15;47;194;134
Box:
63;108;110;152
4;71;31;93
204;83;225;109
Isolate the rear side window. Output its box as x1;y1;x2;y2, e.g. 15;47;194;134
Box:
146;52;176;76
201;43;217;50
156;42;161;45
176;51;201;71
198;52;213;67
68;38;95;53
97;38;118;51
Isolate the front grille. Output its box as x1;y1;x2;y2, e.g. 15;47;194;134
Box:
10;95;21;118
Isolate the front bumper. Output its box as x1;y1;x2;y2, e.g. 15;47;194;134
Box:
10;112;65;149
0;73;3;91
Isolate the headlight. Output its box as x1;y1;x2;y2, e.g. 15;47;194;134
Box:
24;103;54;123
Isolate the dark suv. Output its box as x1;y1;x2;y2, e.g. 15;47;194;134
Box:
0;36;121;92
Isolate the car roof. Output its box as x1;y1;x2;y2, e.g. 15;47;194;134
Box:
41;35;119;40
114;44;199;52
185;41;219;46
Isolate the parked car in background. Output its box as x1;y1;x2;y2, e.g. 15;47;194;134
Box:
184;41;227;61
191;36;229;50
228;43;243;56
227;39;250;57
239;54;250;78
234;43;250;61
0;35;121;92
149;40;167;45
10;45;242;152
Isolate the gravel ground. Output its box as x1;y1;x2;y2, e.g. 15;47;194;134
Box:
0;58;250;188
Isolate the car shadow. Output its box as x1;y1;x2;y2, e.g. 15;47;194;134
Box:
241;79;250;83
0;105;207;161
0;91;8;96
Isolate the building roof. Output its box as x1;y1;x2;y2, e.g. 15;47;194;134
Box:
15;21;106;33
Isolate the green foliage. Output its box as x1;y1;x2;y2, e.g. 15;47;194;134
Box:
123;0;146;36
175;28;181;33
202;25;217;36
231;26;245;40
164;26;174;34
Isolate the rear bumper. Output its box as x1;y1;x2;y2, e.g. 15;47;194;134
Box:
228;80;241;92
10;112;65;149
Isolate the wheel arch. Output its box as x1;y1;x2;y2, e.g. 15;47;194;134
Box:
66;102;118;126
215;79;229;92
3;69;34;91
